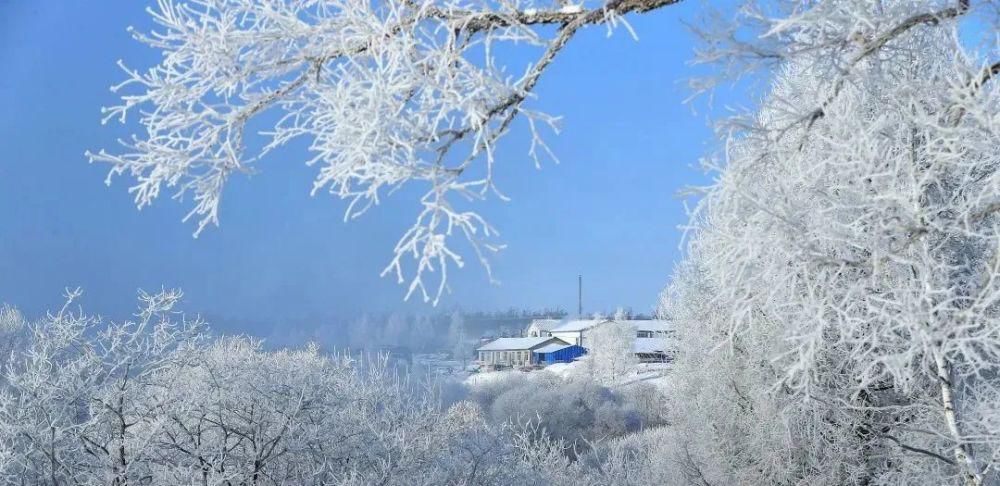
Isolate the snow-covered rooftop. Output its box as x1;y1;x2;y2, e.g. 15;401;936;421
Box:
633;338;670;354
477;337;565;351
549;319;602;333
526;319;562;331
533;342;573;354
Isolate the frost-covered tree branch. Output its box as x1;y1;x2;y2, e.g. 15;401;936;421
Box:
87;0;679;304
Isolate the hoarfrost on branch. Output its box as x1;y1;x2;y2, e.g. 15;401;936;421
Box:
87;0;678;304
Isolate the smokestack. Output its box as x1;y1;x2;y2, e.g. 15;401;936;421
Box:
578;274;583;318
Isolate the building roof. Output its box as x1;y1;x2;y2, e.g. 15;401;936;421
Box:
477;337;567;352
633;338;670;354
634;320;673;332
549;319;673;334
526;319;562;331
549;319;602;333
533;342;574;354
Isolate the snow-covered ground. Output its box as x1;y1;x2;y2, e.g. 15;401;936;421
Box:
623;362;672;389
465;359;672;391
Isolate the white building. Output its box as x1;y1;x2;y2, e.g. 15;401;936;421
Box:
548;319;600;347
477;320;674;370
524;318;561;337
548;319;673;348
547;319;674;362
476;336;570;369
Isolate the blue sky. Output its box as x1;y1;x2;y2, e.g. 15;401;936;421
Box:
0;1;735;328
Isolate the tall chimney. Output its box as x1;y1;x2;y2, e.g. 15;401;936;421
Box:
578;274;583;318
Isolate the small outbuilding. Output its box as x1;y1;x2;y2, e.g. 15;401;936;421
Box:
533;342;586;365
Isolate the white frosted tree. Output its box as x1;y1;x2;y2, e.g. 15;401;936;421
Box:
88;0;682;305
410;314;436;351
665;0;1000;484
582;320;637;385
447;310;469;365
0;304;27;380
347;313;372;350
380;312;411;347
0;289;207;485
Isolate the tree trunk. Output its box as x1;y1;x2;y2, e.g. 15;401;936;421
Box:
933;351;982;486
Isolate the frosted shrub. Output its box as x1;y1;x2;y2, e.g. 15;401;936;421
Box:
467;368;668;449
